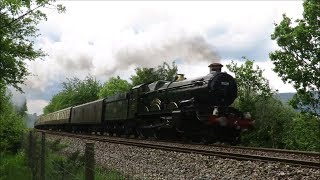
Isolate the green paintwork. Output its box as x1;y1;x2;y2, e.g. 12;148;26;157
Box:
104;93;128;121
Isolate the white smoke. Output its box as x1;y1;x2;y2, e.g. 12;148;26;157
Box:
107;35;220;75
55;52;94;71
7;87;27;108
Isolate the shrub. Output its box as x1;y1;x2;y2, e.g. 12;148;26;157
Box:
283;114;320;151
241;97;296;148
0;86;26;153
0;151;32;180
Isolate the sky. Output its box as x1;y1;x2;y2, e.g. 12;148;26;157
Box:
11;1;305;115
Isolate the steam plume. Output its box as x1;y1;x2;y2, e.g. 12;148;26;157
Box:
106;35;220;75
55;53;93;71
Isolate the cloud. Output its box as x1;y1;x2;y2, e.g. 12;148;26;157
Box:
54;50;93;71
111;35;220;75
7;87;26;108
27;99;49;115
177;59;295;93
222;60;296;93
20;1;303;114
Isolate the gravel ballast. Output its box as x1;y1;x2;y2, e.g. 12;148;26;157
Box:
89;135;320;163
44;134;320;180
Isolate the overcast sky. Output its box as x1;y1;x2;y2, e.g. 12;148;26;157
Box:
12;1;304;115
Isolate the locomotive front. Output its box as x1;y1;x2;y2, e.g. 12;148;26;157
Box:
137;62;253;143
202;63;254;141
172;63;254;143
208;64;237;106
193;63;238;108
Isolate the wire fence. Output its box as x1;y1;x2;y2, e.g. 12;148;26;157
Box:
25;131;130;180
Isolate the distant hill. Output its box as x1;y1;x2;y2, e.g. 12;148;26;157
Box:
277;93;295;105
277;92;319;114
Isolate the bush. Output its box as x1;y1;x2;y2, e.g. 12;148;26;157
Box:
43;76;101;114
0;86;26;153
98;76;132;98
0;111;26;153
241;97;296;148
283;114;320;151
28;137;125;180
0;151;32;180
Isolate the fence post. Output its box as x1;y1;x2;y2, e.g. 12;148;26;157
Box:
40;132;46;180
85;142;95;180
29;131;36;180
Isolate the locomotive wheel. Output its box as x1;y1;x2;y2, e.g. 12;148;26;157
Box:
152;129;160;139
191;134;202;143
124;126;132;138
139;129;149;139
115;131;121;137
182;137;191;143
201;137;216;145
124;131;130;138
229;136;241;145
133;129;139;138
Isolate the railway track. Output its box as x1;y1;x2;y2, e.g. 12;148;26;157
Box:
36;129;320;169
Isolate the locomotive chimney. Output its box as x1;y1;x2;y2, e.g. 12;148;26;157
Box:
208;63;223;73
175;74;186;81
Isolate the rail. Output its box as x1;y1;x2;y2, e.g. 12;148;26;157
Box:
35;129;320;169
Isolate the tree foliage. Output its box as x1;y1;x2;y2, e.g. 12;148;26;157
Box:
0;85;26;153
269;0;320;116
0;0;65;91
43;76;101;114
0;0;65;155
130;62;178;86
44;62;177;113
227;58;319;150
98;76;132;98
226;57;274;113
241;97;296;148
227;59;293;148
283;113;320;151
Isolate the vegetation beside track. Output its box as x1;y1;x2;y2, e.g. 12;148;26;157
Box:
0;1;319;179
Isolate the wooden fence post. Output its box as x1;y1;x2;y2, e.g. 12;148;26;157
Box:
85;142;95;180
29;131;36;180
40;132;46;180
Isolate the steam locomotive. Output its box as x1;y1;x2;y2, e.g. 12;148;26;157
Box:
35;63;254;144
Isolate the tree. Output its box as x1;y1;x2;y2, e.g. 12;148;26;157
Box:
130;62;178;86
43;76;101;114
98;76;132;98
0;0;64;154
156;61;178;81
0;0;65;91
283;113;320;151
243;97;296;148
269;0;320;116
226;57;274;113
0;85;26;153
226;58;295;148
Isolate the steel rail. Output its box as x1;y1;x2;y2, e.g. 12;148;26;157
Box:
35;129;320;169
148;139;320;157
210;144;320;157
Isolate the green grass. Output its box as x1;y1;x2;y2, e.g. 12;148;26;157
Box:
0;152;126;180
75;167;126;180
0;152;32;180
0;136;127;180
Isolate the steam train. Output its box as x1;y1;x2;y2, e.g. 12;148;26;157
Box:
35;63;254;144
